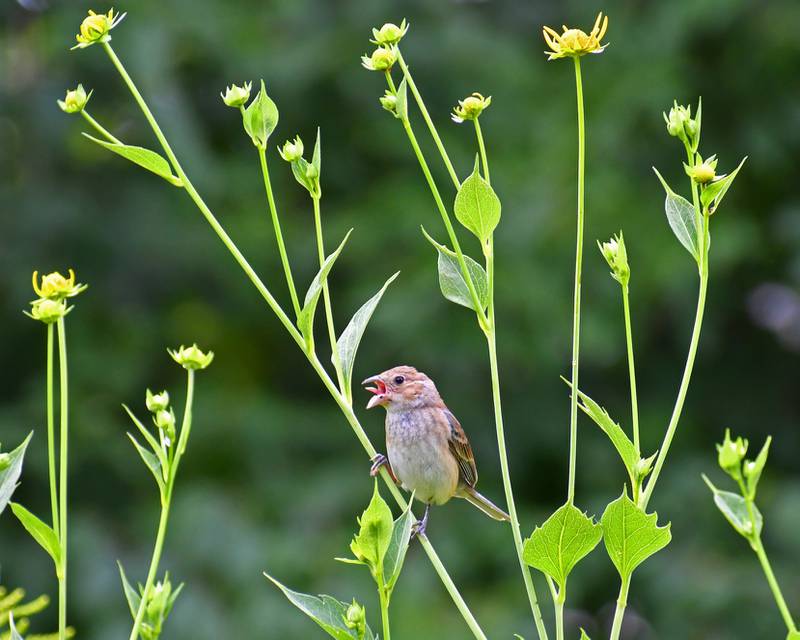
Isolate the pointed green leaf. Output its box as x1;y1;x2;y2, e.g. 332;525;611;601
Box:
0;432;33;515
700;157;747;211
601;492;671;579
127;434;164;490
336;272;400;395
312;127;322;177
82;134;182;186
454;158;501;243
703;475;762;539
383;500;414;591
243;79;279;147
580;631;592;640
744;436;772;500
123;405;168;479
653;168;699;261
118;561;141;619
349;481;394;574
298;230;352;340
395;78;408;122
523;502;602;591
10;502;62;574
264;574;376;640
422;228;488;311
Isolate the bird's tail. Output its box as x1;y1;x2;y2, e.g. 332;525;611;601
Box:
460;486;511;522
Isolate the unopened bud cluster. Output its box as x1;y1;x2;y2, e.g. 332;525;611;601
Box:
139;573;182;640
717;428;749;480
664;100;701;151
598;233;630;286
146;389;175;446
279;133;322;198
343;599;367;638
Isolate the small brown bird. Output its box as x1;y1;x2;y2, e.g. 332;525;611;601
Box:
362;365;510;535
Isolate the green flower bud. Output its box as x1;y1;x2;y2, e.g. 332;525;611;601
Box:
597;232;630;286
220;81;252;108
717;428;748;479
26;298;70;324
370;19;409;46
379;90;399;116
343;599;367;639
664;102;692;141
451;93;492;123
278;135;304;162
58;84;91;114
73;8;126;49
361;46;396;71
146;389;170;413
154;408;176;443
168;344;214;370
242;80;279;149
32;269;87;300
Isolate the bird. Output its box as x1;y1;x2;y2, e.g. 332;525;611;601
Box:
362;365;510;536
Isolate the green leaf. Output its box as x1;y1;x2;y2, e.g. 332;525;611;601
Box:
118;561;141;619
700;157;746;212
10;502;62;575
383;500;414;592
243;79;279;148
523;502;602;591
123;405;168;480
566;381;638;483
579;630;591;640
422;227;488;311
349;481;394;574
127;433;164;491
703;475;762;539
744;436;771;500
312;127;322;178
264;574;376;640
395;78;408;122
653;168;699;261
8;612;24;640
298;230;352;341
454;158;501;243
0;432;33;516
601;491;671;579
336;272;400;395
82;134;182;186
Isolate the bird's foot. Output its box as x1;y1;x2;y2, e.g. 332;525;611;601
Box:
411;504;430;540
369;453;398;483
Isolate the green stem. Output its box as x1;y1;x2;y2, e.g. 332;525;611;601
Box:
474;119;490;183
312;196;345;394
609;575;630;640
567;56;585;505
395;50;461;190
752;537;798;633
102;43;486;640
621;284;640;453
554;596;564;640
80;109;123;144
46;324;59;539
378;575;391;640
259;147;302;319
56;318;69;640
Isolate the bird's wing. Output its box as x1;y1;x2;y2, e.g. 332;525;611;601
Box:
443;408;478;487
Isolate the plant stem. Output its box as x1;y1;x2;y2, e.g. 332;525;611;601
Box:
752;537;798;633
567;56;586;505
103;43;486;640
312;196;345;394
395;50;461;190
378;575;391;640
81;109;123;144
46;324;59;538
609;574;630;640
259;147;302;319
474;119;490;183
56;318;69;640
554;597;564;640
621;284;640;453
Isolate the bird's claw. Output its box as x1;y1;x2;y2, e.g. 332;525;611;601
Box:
370;453;388;477
411;504;430;540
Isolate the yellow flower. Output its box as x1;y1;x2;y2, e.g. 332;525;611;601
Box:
73;8;126;49
451;93;492;124
58;84;92;114
542;12;608;61
168;344;214;370
32;269;88;300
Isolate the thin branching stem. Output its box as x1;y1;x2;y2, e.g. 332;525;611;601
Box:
46;324;59;539
621;284;640;453
56;318;69;640
609;574;630;640
80;110;122;144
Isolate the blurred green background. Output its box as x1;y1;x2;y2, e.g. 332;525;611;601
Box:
2;0;799;638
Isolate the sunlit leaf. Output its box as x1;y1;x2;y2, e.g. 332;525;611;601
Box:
653;168;699;261
454;158;501;243
703;474;762;539
82;134;182;186
10;502;62;575
383;500;414;591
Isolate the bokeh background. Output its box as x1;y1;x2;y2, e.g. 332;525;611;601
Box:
2;0;799;638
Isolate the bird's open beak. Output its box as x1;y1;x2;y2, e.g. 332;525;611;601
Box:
362;375;389;409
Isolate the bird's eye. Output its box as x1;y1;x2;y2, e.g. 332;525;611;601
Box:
393;375;405;385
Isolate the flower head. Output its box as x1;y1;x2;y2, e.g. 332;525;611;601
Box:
26;298;71;324
32;269;87;300
146;389;170;413
598;233;629;286
664;100;701;148
370;20;409;46
686;154;717;184
343;599;367;638
717;428;748;479
168;344;214;370
58;84;92;114
278;135;304;162
361;47;396;72
451;92;492;123
73;8;126;49
542;12;608;60
220;82;252;108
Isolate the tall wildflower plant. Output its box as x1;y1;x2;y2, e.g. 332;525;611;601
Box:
57;8;752;639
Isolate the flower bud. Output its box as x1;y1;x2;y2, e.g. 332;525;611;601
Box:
58;84;91;114
146;389;170;413
687;155;718;185
598;233;630;286
278;135;304;162
32;269;87;300
220;82;252;108
717;428;748;479
361;46;396;71
155;408;176;444
370;19;409;46
379;90;399;116
26;298;70;324
73;9;126;49
343;599;367;638
138;573;181;640
168;344;214;370
451;93;492;123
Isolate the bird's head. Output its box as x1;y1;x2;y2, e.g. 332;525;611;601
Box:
362;365;440;411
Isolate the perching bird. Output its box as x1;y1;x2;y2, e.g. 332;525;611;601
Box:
362;365;510;535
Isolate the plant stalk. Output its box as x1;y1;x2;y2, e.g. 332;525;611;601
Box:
56;318;69;640
46;324;59;538
378;576;391;640
753;538;798;633
81;109;123;144
621;284;640;453
609;574;630;640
